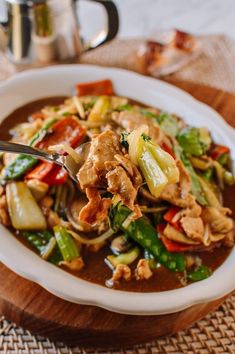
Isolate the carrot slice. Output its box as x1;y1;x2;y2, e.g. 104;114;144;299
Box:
76;79;114;96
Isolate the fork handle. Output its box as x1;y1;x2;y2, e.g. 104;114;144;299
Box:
0;140;57;163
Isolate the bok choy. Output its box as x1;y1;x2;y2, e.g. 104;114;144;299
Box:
6;182;47;230
127;126;179;198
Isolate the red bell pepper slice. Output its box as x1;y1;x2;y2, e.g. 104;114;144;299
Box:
25;161;68;186
36;116;86;151
210;145;230;160
164;206;183;232
161;142;176;159
26;117;84;184
76;79;114;96
161;235;192;253
42;165;68;186
25;161;54;180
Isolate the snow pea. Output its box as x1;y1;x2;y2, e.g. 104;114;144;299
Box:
23;230;63;264
111;203;185;272
187;265;211;282
4;154;38;180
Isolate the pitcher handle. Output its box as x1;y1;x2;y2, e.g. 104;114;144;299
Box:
80;0;119;51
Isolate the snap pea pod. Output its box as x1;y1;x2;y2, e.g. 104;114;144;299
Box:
187;265;211;282
23;230;52;254
111;203;185;272
23;230;63;264
4;154;38;180
3;118;57;180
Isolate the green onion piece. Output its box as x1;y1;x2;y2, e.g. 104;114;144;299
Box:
54;226;79;262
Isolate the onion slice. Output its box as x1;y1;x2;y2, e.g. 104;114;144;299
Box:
67;228;114;245
48;144;81;163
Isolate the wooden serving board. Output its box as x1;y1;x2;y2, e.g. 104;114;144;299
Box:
0;79;234;348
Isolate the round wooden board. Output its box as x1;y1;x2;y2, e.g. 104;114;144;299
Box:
0;79;234;348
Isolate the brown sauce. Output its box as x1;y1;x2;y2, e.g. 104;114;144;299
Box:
0;97;233;292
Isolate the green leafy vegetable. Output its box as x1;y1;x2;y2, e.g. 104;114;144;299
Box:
177;126;210;156
157;112;179;137
116;103;132;111
140;109;158;119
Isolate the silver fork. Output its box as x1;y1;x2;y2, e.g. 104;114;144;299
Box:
0;141;90;182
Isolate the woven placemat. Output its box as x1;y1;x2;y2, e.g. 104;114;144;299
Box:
0;33;235;353
0;294;234;353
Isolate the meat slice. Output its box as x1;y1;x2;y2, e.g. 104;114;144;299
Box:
135;259;153;280
201;207;233;234
160;184;196;208
114;154;143;189
180;216;204;242
112;264;131;282
79;188;112;226
163;223;200;245
112;111;163;144
77;130;121;189
106;164;137;210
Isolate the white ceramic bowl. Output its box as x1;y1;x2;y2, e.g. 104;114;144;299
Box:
0;65;234;315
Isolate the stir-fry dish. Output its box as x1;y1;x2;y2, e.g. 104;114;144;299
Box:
0;79;234;291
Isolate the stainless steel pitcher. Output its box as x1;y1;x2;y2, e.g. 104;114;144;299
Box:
0;0;119;64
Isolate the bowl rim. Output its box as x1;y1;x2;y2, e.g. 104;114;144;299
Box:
0;64;234;316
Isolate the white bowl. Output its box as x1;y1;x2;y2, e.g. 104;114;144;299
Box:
0;65;234;315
